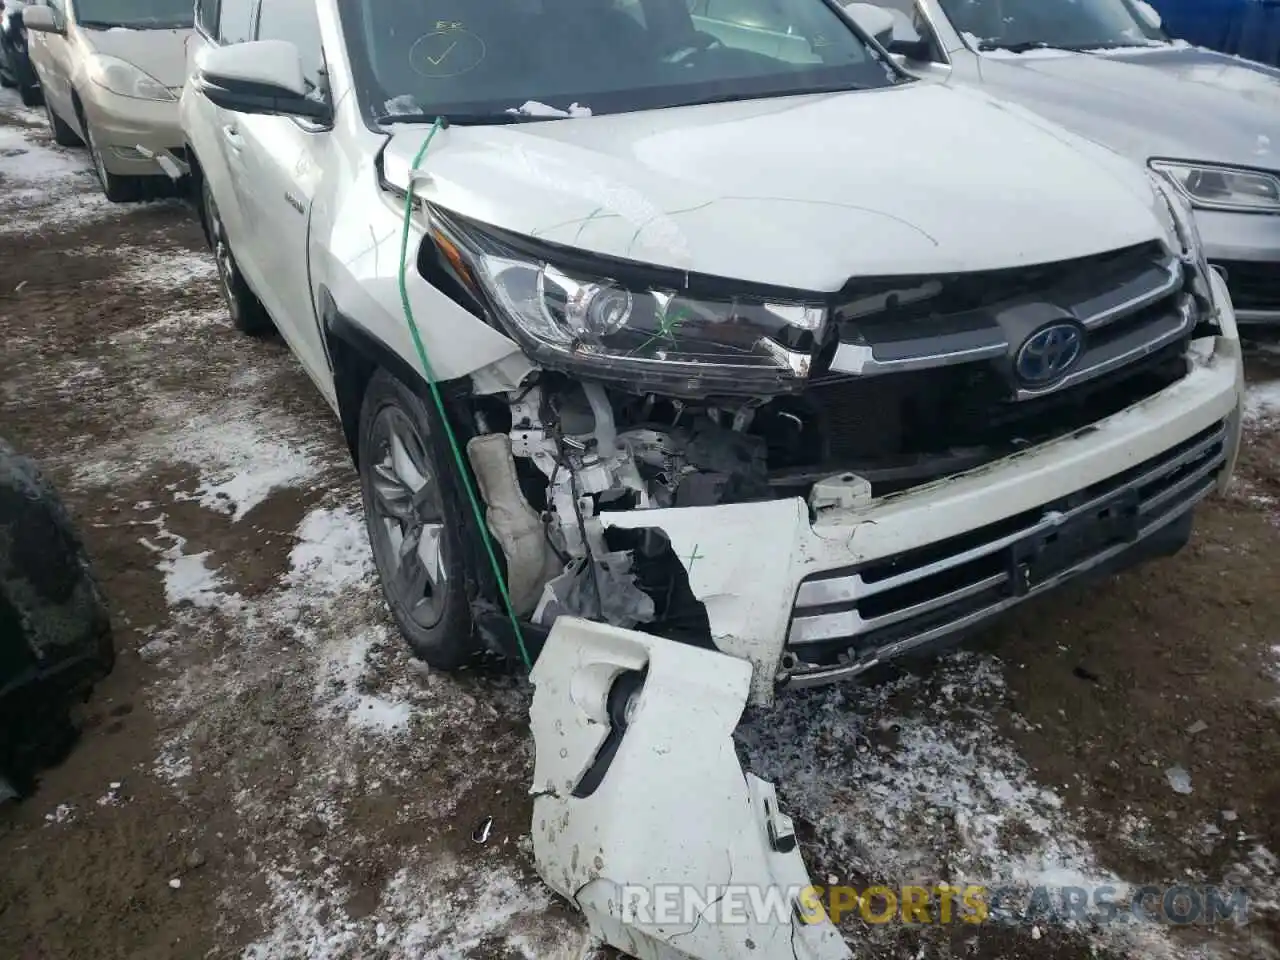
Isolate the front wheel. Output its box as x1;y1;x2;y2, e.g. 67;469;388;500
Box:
201;176;273;336
18;83;41;107
83;118;143;203
358;369;476;669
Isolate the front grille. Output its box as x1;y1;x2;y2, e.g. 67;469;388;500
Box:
806;341;1187;464
767;242;1199;495
786;420;1228;669
1215;259;1280;313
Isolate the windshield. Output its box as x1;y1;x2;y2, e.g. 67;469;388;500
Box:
341;0;900;123
938;0;1167;51
72;0;193;29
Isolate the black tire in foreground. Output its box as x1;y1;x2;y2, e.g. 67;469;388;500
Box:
0;439;114;801
358;369;477;669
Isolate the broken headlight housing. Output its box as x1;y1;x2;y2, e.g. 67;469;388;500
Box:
427;209;827;398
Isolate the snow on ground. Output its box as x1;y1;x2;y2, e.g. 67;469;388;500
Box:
0;103;112;234
738;653;1184;957
9;84;1276;958
1246;378;1280;423
71;376;328;521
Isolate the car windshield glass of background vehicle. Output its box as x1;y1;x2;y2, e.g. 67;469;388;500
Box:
341;0;900;120
938;0;1167;50
73;0;193;29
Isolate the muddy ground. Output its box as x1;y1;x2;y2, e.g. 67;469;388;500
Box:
1;90;1279;960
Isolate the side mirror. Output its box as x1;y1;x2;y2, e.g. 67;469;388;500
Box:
194;39;329;123
21;5;62;34
1134;0;1162;31
842;3;896;48
887;37;934;61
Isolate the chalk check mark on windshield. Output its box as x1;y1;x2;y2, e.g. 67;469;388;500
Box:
425;41;458;66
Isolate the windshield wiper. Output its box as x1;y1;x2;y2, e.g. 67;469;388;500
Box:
373;111;551;127
77;18;190;29
978;38;1162;53
976;39;1063;53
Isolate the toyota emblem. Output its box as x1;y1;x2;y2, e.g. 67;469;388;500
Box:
1015;323;1084;386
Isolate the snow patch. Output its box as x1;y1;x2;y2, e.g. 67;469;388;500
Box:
76;396;326;522
287;505;373;595
242;860;577;960
1246;379;1280;423
737;652;1179;956
140;516;242;612
110;245;219;289
0;121;113;234
314;627;413;734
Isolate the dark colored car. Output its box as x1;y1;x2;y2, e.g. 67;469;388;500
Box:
0;0;41;107
1151;0;1280;67
1;438;113;802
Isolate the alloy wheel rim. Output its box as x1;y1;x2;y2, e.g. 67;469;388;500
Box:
205;189;239;316
367;404;448;629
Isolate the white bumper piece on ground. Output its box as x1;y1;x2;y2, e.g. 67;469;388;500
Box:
530;617;852;960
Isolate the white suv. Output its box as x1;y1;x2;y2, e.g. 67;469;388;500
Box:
181;0;1244;705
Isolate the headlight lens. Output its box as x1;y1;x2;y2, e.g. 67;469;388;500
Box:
1151;160;1280;213
86;54;175;102
430;211;827;397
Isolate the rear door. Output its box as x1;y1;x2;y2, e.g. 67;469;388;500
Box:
231;0;334;398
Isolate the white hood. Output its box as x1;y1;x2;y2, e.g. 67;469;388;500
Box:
382;82;1169;291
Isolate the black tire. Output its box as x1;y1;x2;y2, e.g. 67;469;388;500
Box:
19;83;41;107
201;176;273;336
0;439;114;801
81;113;143;203
358;368;476;669
0;71;14;89
44;97;80;147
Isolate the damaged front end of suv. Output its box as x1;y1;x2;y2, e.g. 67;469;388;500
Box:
346;85;1244;960
370;154;1242;706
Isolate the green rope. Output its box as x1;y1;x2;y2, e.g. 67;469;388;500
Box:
396;118;533;673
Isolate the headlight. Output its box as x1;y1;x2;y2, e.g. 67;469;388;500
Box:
428;210;827;397
86;54;175;102
1151;160;1280;213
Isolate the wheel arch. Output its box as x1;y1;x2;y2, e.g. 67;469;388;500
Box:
186;145;211;243
318;289;451;468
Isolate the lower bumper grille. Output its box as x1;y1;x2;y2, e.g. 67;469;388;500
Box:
1216;259;1280;314
786;420;1228;677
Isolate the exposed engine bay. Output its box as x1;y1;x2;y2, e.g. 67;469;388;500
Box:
451;229;1214;644
471;333;1192;639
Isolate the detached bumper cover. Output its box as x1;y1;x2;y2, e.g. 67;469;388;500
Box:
530;618;852;960
604;272;1244;704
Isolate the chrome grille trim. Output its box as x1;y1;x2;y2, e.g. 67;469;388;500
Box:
1015;294;1195;400
786;420;1228;666
1074;257;1181;330
828;253;1185;381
